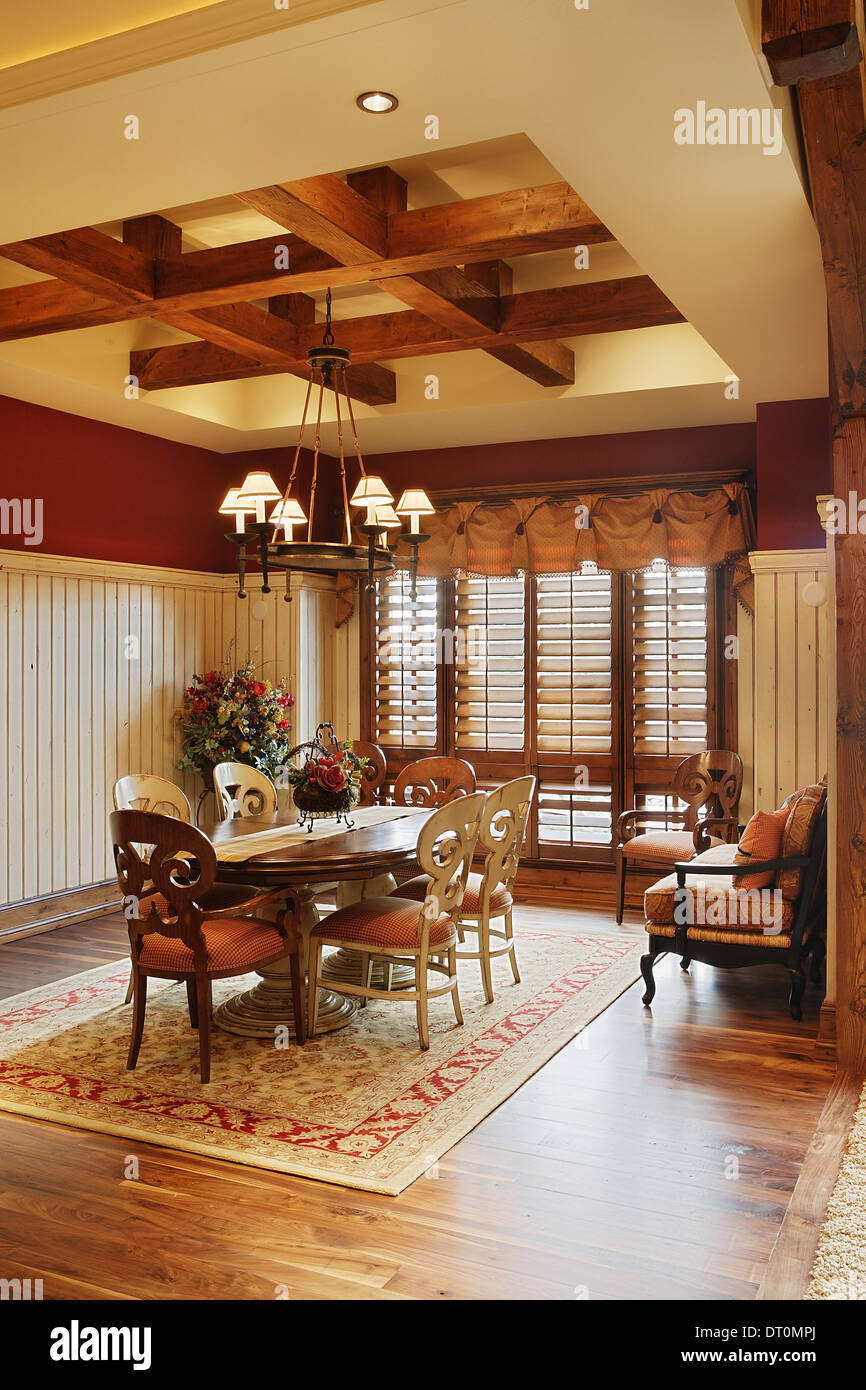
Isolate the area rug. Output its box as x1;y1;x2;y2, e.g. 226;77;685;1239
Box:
807;1077;866;1299
0;928;642;1194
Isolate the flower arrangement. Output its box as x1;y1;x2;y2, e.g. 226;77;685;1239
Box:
175;658;294;779
283;733;369;826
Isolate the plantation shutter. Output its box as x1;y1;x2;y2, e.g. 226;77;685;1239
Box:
630;566;710;758
374;570;438;748
536;571;613;755
535;570;614;850
454;576;525;751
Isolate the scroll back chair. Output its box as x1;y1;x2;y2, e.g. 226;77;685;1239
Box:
640;782;827;1020
110;809;304;1082
390;757;477;888
307;792;485;1050
615;751;743;923
113;772;255;1004
392;756;476;808
113;773;192;823
213;762;278;820
398;776;537;1003
349;740;388;807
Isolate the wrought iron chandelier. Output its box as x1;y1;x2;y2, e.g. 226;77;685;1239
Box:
219;289;433;602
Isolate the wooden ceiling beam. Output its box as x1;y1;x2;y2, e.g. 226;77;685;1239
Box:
132;276;679;389
386;181;610;261
342;168;574;383
122;214;395;405
0;226;154;302
0;180;615;340
464;259;574;387
130;338;396;404
237;175;388;262
762;0;862;83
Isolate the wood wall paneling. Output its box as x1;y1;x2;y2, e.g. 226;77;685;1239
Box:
745;550;829;812
0;550;349;916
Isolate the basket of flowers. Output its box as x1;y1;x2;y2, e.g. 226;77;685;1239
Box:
284;723;369;831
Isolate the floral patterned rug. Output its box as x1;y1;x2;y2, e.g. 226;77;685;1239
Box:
0;929;642;1194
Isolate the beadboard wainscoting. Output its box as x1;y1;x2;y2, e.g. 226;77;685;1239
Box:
0;549;358;932
737;549;830;821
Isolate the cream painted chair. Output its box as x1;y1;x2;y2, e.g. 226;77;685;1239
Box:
113;774;192;823
307;792;485;1050
398;776;536;1003
212;762;278;820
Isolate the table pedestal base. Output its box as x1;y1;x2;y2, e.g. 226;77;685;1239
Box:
214;884;359;1040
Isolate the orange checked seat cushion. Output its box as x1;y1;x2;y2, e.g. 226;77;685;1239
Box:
313;897;454;950
622;830;722;862
396;871;512;914
138;918;287;974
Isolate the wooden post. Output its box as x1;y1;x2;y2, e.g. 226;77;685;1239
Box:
832;417;866;1069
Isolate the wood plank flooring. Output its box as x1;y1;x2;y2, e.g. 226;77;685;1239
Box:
0;903;835;1301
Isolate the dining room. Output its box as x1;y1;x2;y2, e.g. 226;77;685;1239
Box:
1;0;865;1336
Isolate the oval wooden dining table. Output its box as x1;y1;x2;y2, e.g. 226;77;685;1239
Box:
201;804;431;1039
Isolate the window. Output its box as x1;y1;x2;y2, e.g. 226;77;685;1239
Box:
365;563;724;867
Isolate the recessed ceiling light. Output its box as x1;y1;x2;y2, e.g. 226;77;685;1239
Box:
356;91;398;114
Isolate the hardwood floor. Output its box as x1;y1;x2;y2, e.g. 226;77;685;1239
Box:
0;902;835;1301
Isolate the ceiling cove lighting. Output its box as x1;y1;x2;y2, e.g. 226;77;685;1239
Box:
221;287;433;602
356;91;398;113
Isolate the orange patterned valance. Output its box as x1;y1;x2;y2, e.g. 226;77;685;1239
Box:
392;480;755;578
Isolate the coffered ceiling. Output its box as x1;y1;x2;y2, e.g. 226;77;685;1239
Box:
0;0;827;455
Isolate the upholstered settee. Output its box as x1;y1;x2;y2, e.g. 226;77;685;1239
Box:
640;783;827;1020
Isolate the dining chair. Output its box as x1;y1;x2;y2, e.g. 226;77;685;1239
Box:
397;776;536;1003
114;773;191;1004
307;792;485;1050
113;773;192;822
348;740;388;807
615;751;743;924
213;762;278;820
110;809;304;1082
392;756;476;808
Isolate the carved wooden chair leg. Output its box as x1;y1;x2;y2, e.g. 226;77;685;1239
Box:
307;941;323;1038
788;966;806;1022
680;956;691;971
359;955;374;1007
196;973;212;1083
615;850;627;925
127;972;147;1071
124;970;134;1006
382;961;393;992
448;945;463;1026
186;977;199;1028
478;914;494;1005
640;950;658;1006
505;908;521;984
289;947;306;1046
415;957;430;1051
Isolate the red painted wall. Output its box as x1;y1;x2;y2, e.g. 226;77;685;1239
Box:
367;421;757;494
755;398;832;550
0;394;832;569
0;394;238;571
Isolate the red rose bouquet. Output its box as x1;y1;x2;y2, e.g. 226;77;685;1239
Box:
285;741;368;818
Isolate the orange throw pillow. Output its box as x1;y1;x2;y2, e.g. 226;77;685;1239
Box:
733;805;791;889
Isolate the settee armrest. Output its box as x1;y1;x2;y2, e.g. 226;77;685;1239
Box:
672;855;810;884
